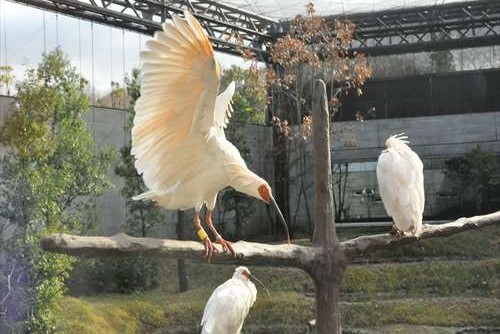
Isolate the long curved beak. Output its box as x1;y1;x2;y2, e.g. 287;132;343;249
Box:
249;273;270;297
269;195;291;245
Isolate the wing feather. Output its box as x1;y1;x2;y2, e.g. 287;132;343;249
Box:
212;81;235;130
132;11;220;194
377;150;403;216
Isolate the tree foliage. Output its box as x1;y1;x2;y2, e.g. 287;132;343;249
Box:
268;2;372;125
260;2;372;236
0;48;112;333
445;146;500;215
116;68;162;238
99;68;163;293
0;65;14;95
221;65;267;125
217;66;264;238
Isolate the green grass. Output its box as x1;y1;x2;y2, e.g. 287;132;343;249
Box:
53;293;500;333
343;259;499;300
52;294;167;334
338;225;500;260
157;258;499;301
342;297;500;328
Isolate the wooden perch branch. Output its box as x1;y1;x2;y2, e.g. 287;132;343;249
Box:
341;211;500;258
40;233;315;268
40;211;500;266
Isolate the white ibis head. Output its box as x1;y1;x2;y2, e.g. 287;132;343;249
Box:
234;266;269;295
243;181;290;244
258;183;290;244
234;266;252;280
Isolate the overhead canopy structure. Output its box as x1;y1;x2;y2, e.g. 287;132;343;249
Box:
332;0;500;56
221;0;472;20
9;0;500;61
10;0;279;60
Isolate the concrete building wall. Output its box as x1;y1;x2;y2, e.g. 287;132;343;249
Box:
331;112;500;162
82;107;129;235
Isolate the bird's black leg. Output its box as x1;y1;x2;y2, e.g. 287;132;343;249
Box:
206;209;235;256
194;211;218;262
390;224;398;235
390;223;404;237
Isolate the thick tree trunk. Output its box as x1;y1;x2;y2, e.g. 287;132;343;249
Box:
310;80;345;334
273;125;291;239
311;80;336;247
311;255;344;334
272;90;292;239
176;210;189;292
235;196;242;239
176;259;189;293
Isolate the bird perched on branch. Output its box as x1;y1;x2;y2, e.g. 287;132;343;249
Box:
131;11;289;259
201;266;264;334
376;134;425;236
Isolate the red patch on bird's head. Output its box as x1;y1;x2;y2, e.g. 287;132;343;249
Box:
258;184;271;204
242;269;250;280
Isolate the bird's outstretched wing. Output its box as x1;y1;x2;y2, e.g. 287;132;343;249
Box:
212;81;235;130
132;11;222;193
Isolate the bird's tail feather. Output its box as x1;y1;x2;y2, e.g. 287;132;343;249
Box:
132;190;156;201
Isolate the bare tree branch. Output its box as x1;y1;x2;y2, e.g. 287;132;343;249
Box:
341;211;500;258
40;211;500;267
0;263;16;316
40;233;315;268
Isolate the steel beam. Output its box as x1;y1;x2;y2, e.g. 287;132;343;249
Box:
10;0;279;60
328;0;500;56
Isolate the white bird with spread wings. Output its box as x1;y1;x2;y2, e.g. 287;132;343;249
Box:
376;134;425;236
131;11;289;259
